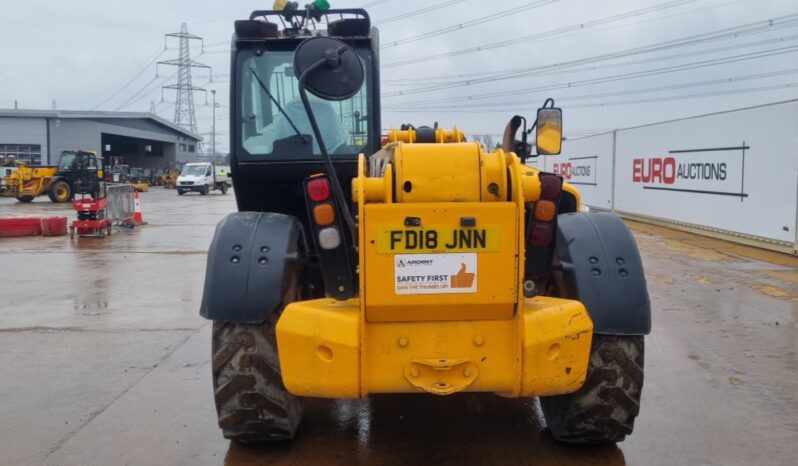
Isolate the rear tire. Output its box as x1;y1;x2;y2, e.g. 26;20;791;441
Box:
16;195;34;203
211;303;302;443
540;335;644;444
221;183;228;194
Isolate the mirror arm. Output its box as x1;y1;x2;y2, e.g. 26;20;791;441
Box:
297;54;358;241
527;98;556;134
518;116;530;164
524;98;557;158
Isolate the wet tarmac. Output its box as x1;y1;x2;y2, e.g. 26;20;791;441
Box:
0;189;796;466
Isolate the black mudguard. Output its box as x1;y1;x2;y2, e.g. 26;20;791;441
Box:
200;212;303;323
553;212;651;335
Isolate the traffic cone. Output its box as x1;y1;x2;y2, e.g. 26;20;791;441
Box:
133;191;147;225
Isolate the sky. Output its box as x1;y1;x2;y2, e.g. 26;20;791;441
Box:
1;0;796;152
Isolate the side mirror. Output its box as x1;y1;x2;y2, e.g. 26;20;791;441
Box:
293;36;364;101
536;107;563;156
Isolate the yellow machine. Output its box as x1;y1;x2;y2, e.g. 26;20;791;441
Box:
0;151;103;203
161;169;180;189
1;164;59;202
201;8;650;446
133;182;150;193
277;138;593;398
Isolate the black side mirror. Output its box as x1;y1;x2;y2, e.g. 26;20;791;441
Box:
293;37;364;101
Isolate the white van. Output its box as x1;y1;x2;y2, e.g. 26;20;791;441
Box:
177;162;232;195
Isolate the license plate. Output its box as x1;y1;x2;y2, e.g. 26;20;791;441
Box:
376;226;499;253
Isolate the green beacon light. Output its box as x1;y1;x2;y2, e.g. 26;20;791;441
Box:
313;0;331;10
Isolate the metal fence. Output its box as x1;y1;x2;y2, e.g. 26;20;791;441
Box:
105;184;135;225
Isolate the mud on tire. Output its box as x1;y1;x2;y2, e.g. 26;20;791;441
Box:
211;311;302;443
540;335;644;444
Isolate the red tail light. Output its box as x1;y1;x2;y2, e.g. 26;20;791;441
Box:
539;174;562;200
529;223;554;247
307;178;331;202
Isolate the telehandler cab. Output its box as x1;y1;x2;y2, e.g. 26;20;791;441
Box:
201;4;651;445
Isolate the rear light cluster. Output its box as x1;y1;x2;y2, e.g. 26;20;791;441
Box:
527;173;563;247
305;177;341;250
303;174;357;301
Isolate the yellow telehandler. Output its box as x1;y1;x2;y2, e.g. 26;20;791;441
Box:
200;5;650;445
0;151;102;202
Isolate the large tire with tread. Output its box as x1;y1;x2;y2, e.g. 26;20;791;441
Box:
16;195;35;203
540;335;644;444
211;305;302;443
48;180;72;203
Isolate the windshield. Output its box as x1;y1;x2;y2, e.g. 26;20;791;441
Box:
182;165;207;176
238;49;371;158
58;152;76;171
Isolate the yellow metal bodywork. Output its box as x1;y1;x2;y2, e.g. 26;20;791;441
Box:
387;127;466;144
364;202;518;322
277;296;592;397
277;136;590;398
0;164;58;199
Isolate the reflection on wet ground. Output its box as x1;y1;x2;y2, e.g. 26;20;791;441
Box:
224;396;626;466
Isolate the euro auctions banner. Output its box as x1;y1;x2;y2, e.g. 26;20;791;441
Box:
614;100;798;244
553;132;615;210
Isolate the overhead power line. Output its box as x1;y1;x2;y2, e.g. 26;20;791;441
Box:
385;67;798;111
381;0;559;48
114;73;176;112
383;82;798;113
362;0;397;8
564;82;798;109
385;45;798;111
114;77;165;112
383;0;701;68
383;13;798;98
374;0;464;26
382;32;798;86
91;48;165;110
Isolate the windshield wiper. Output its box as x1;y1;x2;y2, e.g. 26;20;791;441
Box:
249;64;307;144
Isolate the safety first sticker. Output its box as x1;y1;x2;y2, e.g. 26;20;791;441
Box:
394;253;477;294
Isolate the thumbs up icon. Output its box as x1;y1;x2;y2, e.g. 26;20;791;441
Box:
450;263;476;288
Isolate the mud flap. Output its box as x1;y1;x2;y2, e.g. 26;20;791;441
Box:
200;212;304;323
553;212;651;335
